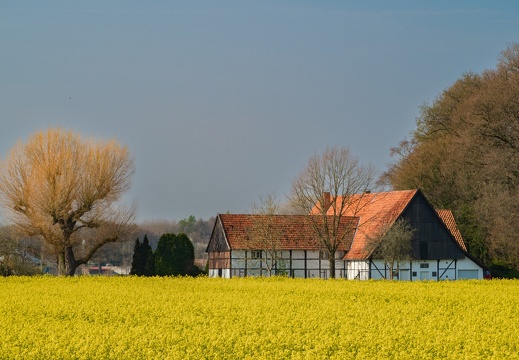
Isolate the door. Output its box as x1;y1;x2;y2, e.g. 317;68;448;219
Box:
458;269;479;279
420;271;431;280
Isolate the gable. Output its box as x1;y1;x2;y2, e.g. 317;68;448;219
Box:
400;192;466;260
436;209;467;251
322;189;470;261
333;190;418;259
206;216;230;253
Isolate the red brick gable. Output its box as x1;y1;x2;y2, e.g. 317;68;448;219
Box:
218;214;359;251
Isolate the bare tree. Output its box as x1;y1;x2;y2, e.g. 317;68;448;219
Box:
248;193;285;276
369;218;414;280
0;128;135;275
290;146;377;278
0;225;41;276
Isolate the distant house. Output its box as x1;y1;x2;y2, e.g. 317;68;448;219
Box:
207;190;486;280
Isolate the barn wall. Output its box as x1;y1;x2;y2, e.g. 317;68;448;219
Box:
402;193;466;260
370;259;443;280
368;259;483;280
456;258;483;279
346;261;370;280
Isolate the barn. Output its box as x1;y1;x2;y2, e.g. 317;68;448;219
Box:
331;190;485;280
207;190;486;280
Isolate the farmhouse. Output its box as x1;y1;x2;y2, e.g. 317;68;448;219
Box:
207;214;358;278
207;190;486;280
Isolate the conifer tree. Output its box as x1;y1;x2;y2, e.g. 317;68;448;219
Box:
129;238;143;276
142;235;155;276
154;233;196;276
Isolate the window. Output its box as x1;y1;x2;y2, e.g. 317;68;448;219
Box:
432;272;437;277
420;263;429;269
251;250;262;259
412;271;417;277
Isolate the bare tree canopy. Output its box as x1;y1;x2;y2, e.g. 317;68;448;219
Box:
0;225;41;276
369;218;414;280
290;146;378;278
248;193;285;275
0;128;135;275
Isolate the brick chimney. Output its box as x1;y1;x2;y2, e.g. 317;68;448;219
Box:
322;192;331;211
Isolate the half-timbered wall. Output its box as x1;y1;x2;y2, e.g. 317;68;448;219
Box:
366;258;483;280
228;250;346;279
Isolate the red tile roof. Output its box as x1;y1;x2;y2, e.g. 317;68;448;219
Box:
320;190;469;260
218;214;358;251
436;209;467;251
325;190;418;260
215;190;468;261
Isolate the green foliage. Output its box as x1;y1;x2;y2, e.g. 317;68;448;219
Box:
154;233;196;276
129;239;142;276
178;215;196;234
130;235;155;276
141;235;155;276
489;262;519;279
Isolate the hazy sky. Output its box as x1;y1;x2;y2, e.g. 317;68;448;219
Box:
1;1;519;221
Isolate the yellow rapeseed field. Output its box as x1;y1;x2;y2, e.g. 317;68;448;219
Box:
0;276;517;359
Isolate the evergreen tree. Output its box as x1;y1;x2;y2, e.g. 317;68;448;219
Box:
130;235;156;276
154;233;196;276
142;235;155;276
174;233;195;275
154;233;175;276
129;238;143;276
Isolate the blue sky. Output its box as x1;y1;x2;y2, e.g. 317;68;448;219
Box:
1;1;519;221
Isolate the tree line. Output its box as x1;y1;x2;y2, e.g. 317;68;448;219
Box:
381;43;519;276
0;216;214;276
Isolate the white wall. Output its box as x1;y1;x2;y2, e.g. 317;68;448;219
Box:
457;258;483;279
221;249;346;279
346;261;370;280
369;258;483;280
212;251;484;280
208;268;231;278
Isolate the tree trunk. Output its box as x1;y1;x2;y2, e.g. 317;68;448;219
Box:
328;252;336;279
65;246;78;276
57;251;66;276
